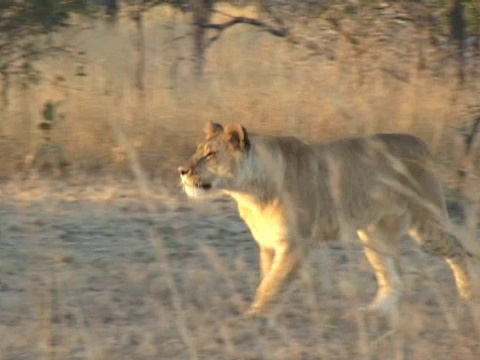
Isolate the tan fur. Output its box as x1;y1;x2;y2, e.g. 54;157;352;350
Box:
179;122;473;316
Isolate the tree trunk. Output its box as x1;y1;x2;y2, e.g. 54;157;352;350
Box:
448;0;465;83
1;70;9;109
105;0;118;17
189;0;212;78
133;5;145;97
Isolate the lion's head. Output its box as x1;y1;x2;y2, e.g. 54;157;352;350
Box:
178;122;250;198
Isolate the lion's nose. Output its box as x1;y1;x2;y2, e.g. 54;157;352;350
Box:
178;166;191;176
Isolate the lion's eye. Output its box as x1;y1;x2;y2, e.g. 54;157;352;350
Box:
205;151;216;159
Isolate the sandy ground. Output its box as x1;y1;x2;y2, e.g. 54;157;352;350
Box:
0;179;479;360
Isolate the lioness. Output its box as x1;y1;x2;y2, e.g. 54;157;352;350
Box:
179;122;473;317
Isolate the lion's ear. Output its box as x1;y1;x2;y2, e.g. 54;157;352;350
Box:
224;123;250;151
204;121;223;138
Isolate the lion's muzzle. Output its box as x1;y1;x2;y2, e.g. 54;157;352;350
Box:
178;165;213;196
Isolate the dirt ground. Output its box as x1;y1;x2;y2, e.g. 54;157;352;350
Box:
0;178;479;360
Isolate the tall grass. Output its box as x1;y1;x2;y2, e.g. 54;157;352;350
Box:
0;5;478;182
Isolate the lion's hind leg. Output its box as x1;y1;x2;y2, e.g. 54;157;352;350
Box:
357;216;406;314
408;222;471;300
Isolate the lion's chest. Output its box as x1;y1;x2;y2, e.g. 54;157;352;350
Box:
237;201;288;248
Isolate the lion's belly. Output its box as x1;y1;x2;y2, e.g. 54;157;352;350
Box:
236;198;344;246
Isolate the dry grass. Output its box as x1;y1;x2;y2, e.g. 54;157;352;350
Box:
0;4;480;360
1;178;479;359
0;5;478;181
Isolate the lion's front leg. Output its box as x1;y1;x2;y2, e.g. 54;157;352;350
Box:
260;247;274;279
246;244;301;317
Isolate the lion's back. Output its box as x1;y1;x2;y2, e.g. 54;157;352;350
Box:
315;133;431;162
316;133;444;222
264;132;442;234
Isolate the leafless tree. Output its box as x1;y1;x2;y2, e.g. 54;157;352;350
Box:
448;0;466;83
189;0;213;77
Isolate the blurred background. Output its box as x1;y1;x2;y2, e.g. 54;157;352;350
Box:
1;1;480;359
1;0;479;182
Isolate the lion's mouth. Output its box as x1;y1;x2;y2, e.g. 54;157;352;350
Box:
182;182;213;198
180;178;212;191
199;183;212;190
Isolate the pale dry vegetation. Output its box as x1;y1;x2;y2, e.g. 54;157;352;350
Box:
0;4;480;360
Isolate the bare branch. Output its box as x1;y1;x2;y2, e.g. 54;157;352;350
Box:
325;17;360;46
200;13;332;62
200;16;289;38
325;17;368;57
